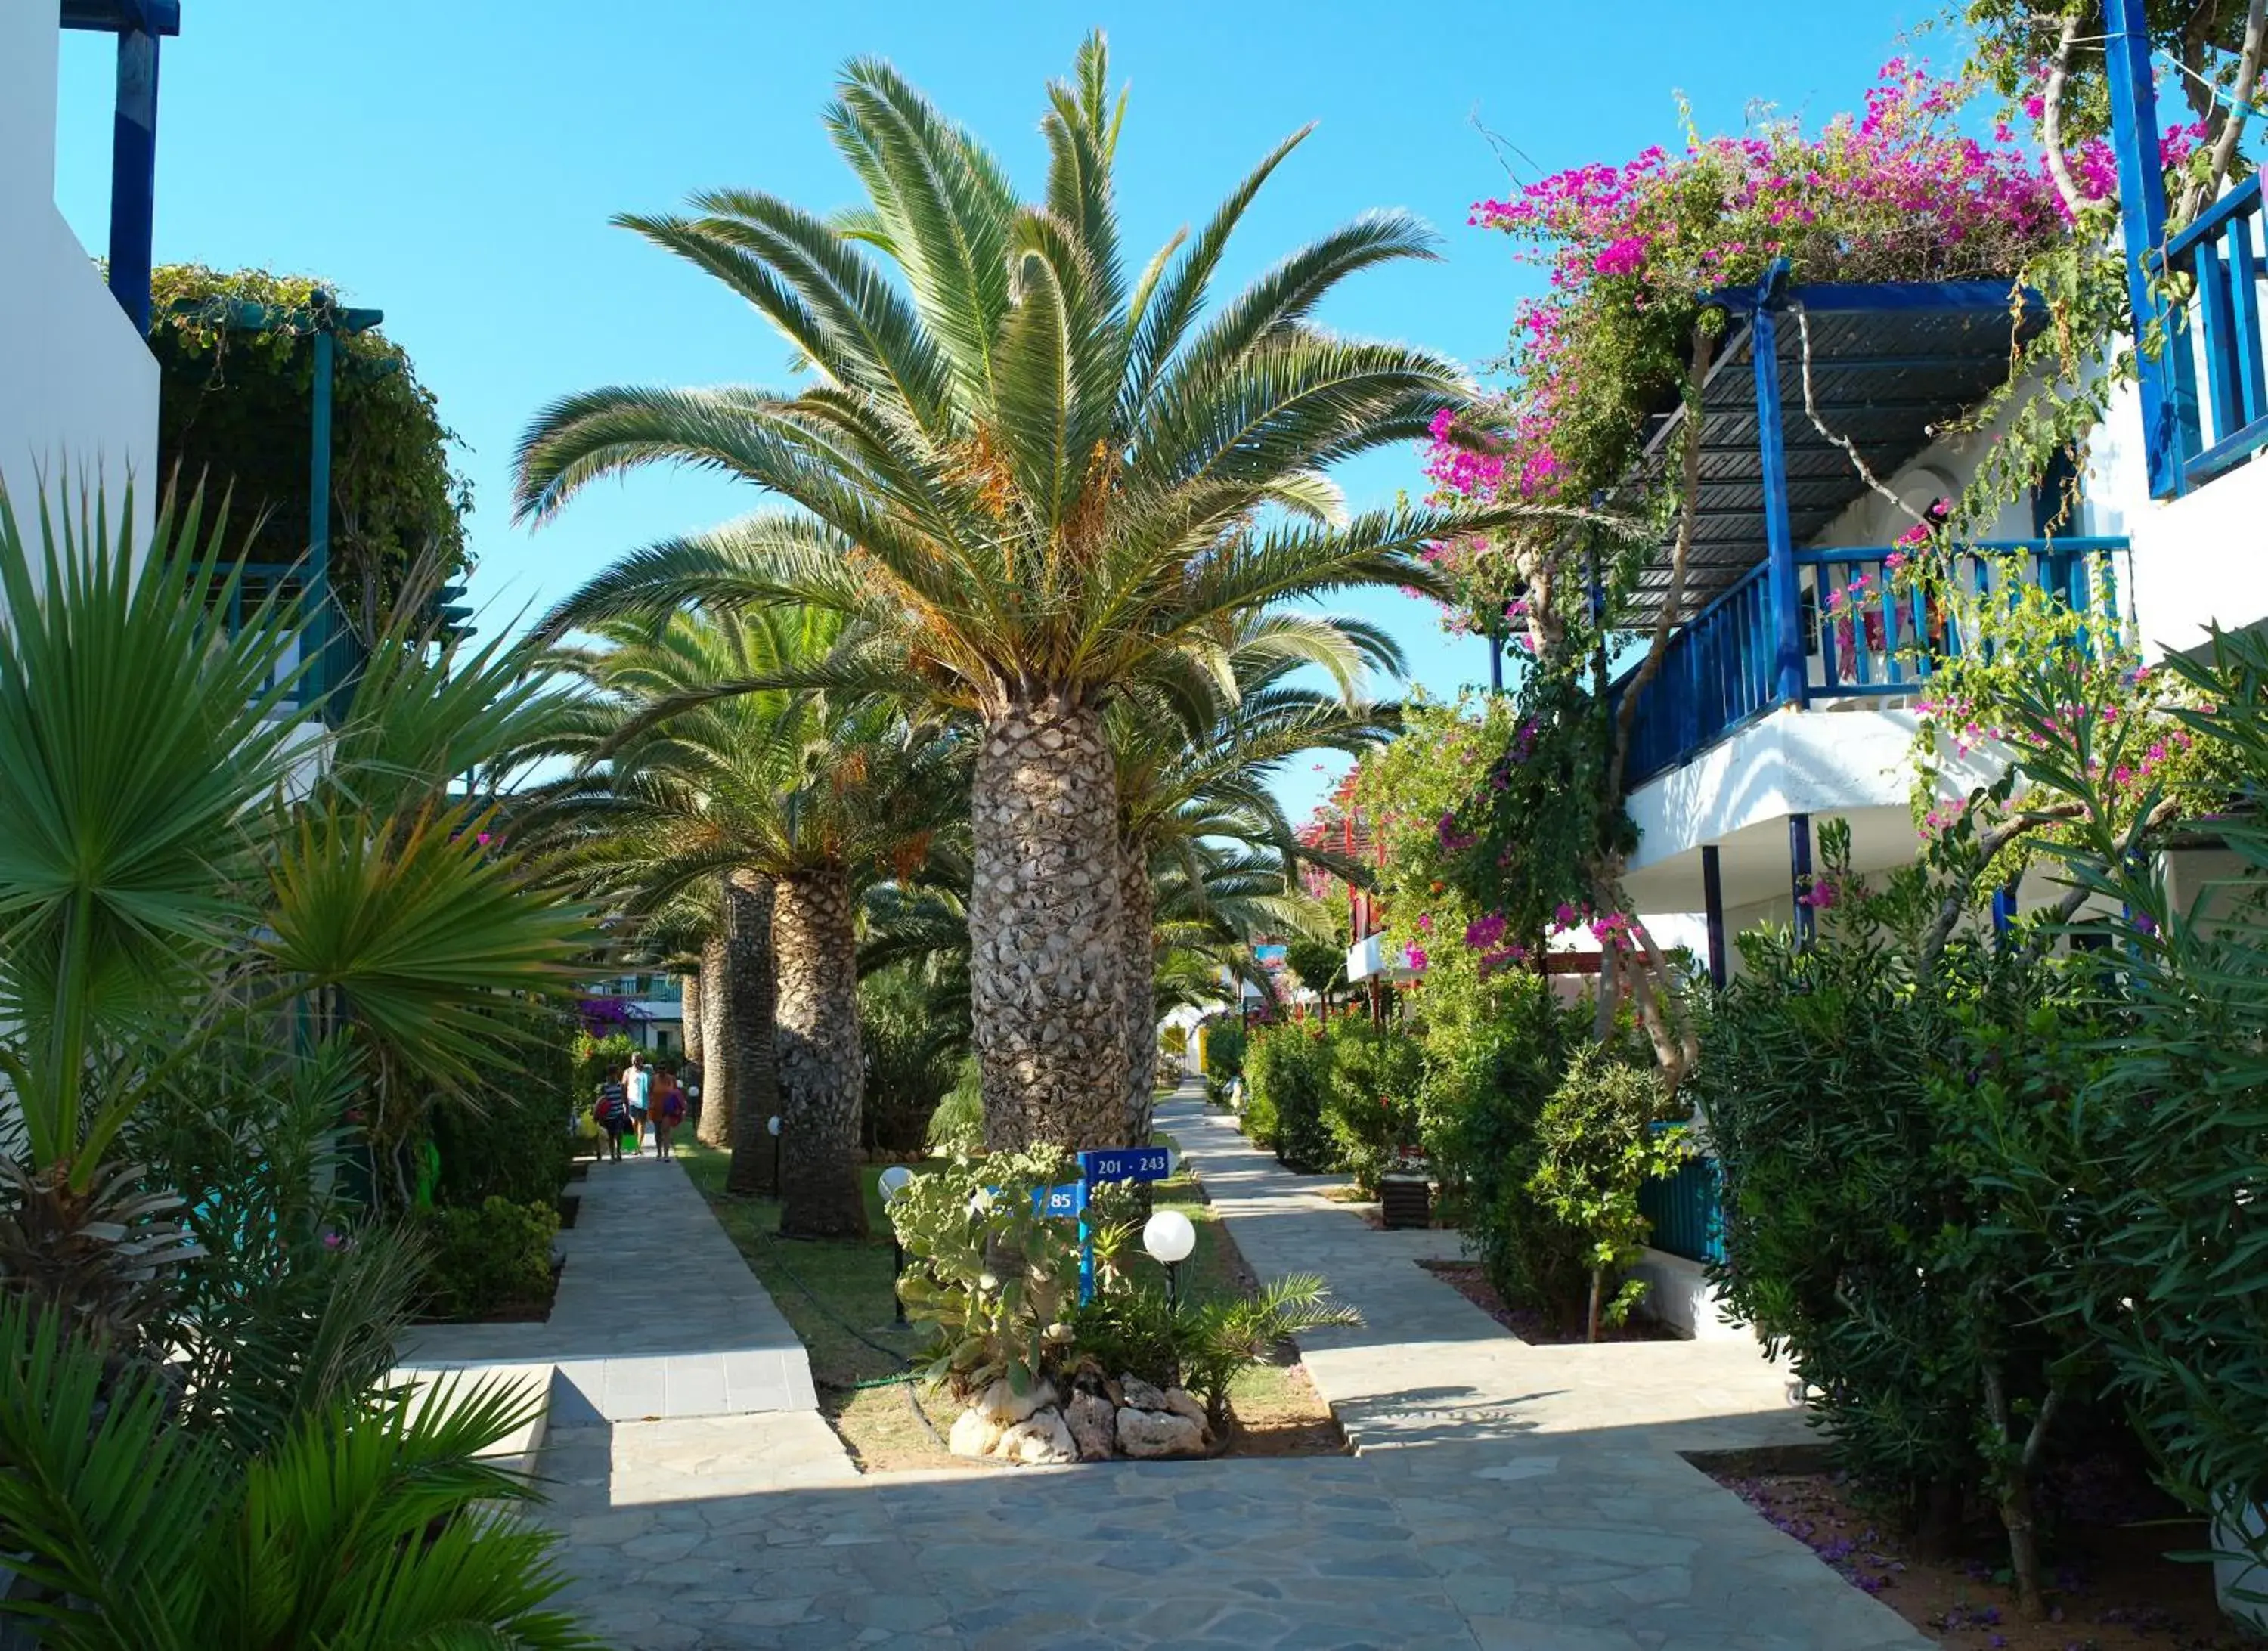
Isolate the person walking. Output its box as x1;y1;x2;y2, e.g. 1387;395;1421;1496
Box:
652;1064;686;1160
594;1078;631;1163
621;1052;653;1157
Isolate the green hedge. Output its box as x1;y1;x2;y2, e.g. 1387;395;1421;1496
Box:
418;1197;559;1322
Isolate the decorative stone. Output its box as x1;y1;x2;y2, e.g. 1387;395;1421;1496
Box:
1119;1373;1170;1412
1064;1392;1117;1460
1116;1405;1204;1459
947;1408;1002;1459
974;1377;1055;1428
1161;1387;1211;1436
994;1406;1077;1465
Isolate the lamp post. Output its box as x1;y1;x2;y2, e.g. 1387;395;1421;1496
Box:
767;1114;783;1196
878;1166;913;1324
1142;1210;1197;1309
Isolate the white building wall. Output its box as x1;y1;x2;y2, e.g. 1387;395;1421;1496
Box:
0;8;160;547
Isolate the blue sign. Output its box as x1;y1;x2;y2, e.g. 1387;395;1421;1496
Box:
1080;1147;1173;1185
1030;1182;1086;1218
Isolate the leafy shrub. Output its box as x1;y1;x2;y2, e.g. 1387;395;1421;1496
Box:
1241;1023;1334;1170
1070;1273;1360;1427
925;1056;984;1154
889;1144;1082;1398
1418;971;1573;1221
570;1031;638;1104
431;1030;576;1213
1319;1016;1425;1192
1522;1045;1687;1337
418;1197;559;1323
1201;1021;1247;1107
861;966;962;1154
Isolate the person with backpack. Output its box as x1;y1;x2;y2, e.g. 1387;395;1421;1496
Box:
594;1079;631;1163
652;1064;686;1160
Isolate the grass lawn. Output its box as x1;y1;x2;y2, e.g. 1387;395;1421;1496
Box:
677;1104;1343;1469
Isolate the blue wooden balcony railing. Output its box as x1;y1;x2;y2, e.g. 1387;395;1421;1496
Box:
195;559;327;717
1615;537;2130;789
2163;177;2268;491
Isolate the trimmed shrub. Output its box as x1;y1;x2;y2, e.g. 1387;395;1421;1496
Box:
1319;1016;1424;1192
1241;1023;1334;1169
418;1197;559;1322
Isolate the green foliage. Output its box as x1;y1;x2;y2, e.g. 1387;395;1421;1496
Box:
1201;1021;1247;1107
151;264;471;628
1318;1015;1424;1193
1069;1273;1360;1428
1523;1045;1687;1337
1282;937;1345;998
888;1145;1082;1398
860;964;964;1154
925;1057;984;1155
1240;1022;1334;1171
417;1197;560;1324
432;1029;577;1213
570;1032;639;1104
0;1298;596;1649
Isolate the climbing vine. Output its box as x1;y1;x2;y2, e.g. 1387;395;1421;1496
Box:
151;265;472;633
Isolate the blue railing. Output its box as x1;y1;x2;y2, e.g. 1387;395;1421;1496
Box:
1640;1155;1725;1265
1615;537;2130;788
2164;176;2268;491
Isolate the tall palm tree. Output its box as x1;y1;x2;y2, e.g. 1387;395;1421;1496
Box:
513;33;1503;1151
546;612;967;1237
1108;621;1397;1142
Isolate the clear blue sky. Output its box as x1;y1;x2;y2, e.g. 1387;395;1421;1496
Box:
55;0;1932;819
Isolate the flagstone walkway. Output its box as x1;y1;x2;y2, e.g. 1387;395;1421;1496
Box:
524;1087;1929;1650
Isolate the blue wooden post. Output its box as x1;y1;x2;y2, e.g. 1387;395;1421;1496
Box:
1486;614;1503;695
1789;812;1815;947
1750;268;1807;707
308;314;336;705
104;20;162;335
1702;844;1727;990
2103;0;2201;497
1991;880;2020;940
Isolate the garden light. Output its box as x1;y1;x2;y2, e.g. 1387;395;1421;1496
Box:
878;1166;914;1322
1142;1209;1197;1306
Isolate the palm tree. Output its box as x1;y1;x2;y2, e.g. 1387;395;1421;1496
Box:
1108;621;1397;1142
513;33;1503;1151
545;612;966;1237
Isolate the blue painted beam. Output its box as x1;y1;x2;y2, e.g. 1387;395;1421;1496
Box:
103;24;161;335
59;0;180;34
2103;0;2201;498
1702;845;1727;991
1708;278;2045;316
1789;813;1816;949
2165;174;2263;261
1749;261;1808;708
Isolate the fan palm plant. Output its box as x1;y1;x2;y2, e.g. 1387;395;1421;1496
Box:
0;481;591;1350
544;611;968;1236
513;33;1504;1151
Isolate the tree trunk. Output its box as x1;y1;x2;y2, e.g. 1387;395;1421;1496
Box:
680;969;703;1066
696;931;733;1149
773;866;867;1237
968;698;1128;1152
1120;843;1157;1148
722;870;782;1197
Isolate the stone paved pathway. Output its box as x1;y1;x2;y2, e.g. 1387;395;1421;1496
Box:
531;1088;1930;1650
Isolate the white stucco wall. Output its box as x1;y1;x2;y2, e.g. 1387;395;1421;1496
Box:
0;8;160;547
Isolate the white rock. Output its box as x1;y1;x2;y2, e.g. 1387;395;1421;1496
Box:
1162;1387;1211;1436
1116;1405;1204;1459
974;1377;1056;1428
948;1407;1003;1459
1064;1392;1117;1460
994;1406;1077;1465
1118;1374;1170;1411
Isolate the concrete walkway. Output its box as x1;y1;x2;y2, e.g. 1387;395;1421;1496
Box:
399;1150;821;1421
525;1086;1927;1649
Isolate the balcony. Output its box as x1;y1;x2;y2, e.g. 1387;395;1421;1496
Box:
1616;537;2130;790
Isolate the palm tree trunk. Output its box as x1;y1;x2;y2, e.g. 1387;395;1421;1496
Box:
722;870;782;1197
970;698;1128;1151
680;969;703;1067
773;866;867;1237
1120;842;1157;1148
695;931;733;1149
